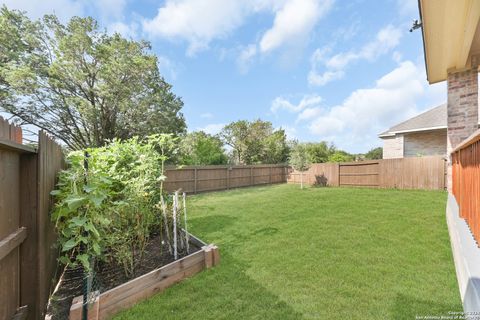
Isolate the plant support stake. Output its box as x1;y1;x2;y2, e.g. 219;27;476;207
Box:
160;195;172;254
173;192;178;260
183;192;189;254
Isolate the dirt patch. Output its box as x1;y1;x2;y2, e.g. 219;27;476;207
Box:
46;233;200;320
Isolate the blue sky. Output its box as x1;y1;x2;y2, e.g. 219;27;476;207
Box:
1;0;446;153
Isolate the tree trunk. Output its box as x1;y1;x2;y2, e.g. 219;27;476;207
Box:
300;171;303;189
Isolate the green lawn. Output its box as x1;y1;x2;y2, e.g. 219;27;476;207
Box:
114;184;462;320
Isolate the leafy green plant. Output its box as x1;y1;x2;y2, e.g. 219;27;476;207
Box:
51;134;177;276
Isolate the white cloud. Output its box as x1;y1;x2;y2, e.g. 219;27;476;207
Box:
143;0;334;57
198;123;225;135
156;56;179;80
200;113;214;119
109;21;138;38
308;70;344;86
142;0;246;56
0;0;85;20
271;94;322;113
305;60;444;152
1;0;136;39
237;44;257;74
259;0;334;53
296;107;322;122
267;60;445;152
309;25;403;86
280;125;297;139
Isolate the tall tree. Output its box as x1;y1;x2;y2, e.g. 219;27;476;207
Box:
0;7;186;149
328;150;354;163
289;141;311;189
219;119;288;164
365;147;383;160
304;142;335;163
179;131;228;165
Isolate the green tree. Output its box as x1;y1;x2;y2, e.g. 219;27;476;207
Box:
328;150;354;163
179;131;228;165
219;119;288;164
261;129;289;164
304;142;335;163
289;141;311;189
0;7;186;149
365;147;383;160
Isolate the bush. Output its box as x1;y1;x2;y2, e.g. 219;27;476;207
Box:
51;134;177;276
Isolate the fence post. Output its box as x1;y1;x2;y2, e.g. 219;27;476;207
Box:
194;168;197;194
250;167;253;186
337;163;341;187
226;167;230;189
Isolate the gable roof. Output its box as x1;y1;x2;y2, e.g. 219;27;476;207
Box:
379;103;447;137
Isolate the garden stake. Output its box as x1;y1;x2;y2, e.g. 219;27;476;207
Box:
183;192;189;254
173;192;178;260
160;195;172;254
82;151;90;320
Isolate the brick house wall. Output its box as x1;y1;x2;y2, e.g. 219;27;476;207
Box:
446;68;479;191
404;130;447;157
382;135;404;159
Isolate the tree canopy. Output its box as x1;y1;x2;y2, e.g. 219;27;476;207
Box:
289;141;311;172
179;131;228;165
219;119;288;164
365;147;383;160
0;7;185;149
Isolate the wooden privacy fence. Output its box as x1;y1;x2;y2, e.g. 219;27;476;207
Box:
452;129;480;245
164;164;288;193
0;117;64;320
287;155;447;190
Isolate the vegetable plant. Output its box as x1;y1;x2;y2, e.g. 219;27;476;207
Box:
51;134;178;277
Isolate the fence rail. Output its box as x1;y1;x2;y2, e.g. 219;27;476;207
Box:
0;117;64;320
164;164;288;193
287;156;447;190
452;129;480;245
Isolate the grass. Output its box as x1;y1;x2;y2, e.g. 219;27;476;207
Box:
114;184;462;320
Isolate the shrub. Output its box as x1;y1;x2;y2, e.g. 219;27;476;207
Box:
51;134;177;276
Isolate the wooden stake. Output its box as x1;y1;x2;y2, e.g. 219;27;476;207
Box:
173;192;178;260
183;192;189;254
160;195;172;254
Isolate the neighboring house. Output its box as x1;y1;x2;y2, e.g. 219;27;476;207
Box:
379;103;447;159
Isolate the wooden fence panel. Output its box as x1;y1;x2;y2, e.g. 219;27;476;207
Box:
164;165;287;193
286;156;446;190
36;131;65;319
452;129;480;245
339;161;379;187
0;118;22;320
287;163;339;186
380;156;446;190
0;118;64;320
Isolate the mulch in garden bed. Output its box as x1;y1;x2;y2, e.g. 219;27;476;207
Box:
46;233;200;320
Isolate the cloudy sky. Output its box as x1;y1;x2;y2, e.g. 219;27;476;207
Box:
1;0;446;153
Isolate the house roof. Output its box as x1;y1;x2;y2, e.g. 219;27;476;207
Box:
379;103;447;137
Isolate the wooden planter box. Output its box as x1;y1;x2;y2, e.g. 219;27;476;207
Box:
69;235;219;320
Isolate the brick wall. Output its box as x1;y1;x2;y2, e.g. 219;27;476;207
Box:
382;134;404;159
403;129;447;157
447;68;479;191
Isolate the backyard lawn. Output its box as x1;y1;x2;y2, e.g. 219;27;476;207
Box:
114;184;462;320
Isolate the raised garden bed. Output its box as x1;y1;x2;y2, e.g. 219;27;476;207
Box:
45;233;219;320
67;233;219;320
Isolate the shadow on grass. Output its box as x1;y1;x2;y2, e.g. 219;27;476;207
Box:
113;251;303;320
189;214;237;236
391;293;462;320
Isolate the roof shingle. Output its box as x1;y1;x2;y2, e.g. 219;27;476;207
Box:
379;103;446;137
